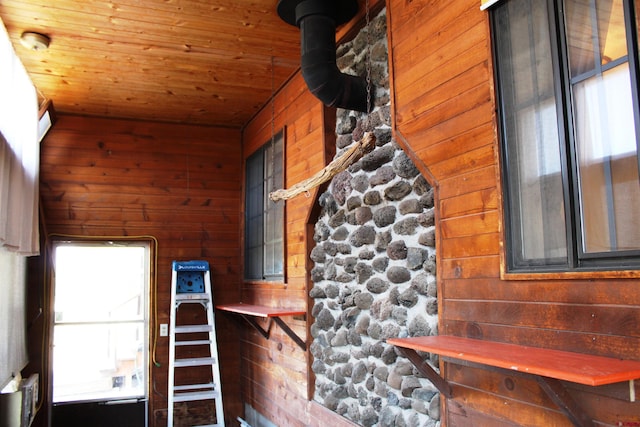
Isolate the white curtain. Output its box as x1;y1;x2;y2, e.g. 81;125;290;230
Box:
0;18;39;390
0;247;27;390
0;18;40;256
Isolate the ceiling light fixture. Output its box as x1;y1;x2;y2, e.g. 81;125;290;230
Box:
20;32;50;51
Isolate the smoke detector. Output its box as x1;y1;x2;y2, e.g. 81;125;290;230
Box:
20;32;50;51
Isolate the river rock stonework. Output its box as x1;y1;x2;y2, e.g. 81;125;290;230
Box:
309;9;440;427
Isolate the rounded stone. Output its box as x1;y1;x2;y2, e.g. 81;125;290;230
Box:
427;298;438;315
407;247;427;270
411;273;430;295
366;277;389;293
354;292;374;309
413;175;431;196
361;145;396;171
393;151;420;178
363;190;382;205
359;249;375;259
373;205;397;228
323;241;338;256
420;188;435;208
350;225;376;247
375;230;392;252
418;230;435;247
372;256;389;272
331;170;353;205
369;165;396;187
361;407;379;427
343;256;357;273
315;221;331;242
351;174;370;193
428;394;440;421
401;376;421;397
387;240;408;260
332;225;349;241
310;245;326;263
316;308;336;330
309;285;326;298
328;209;347;228
355;262;374;284
336;133;354;149
408;315;431;337
355;206;373;224
394;217;419;235
347;195;362;211
381;345;398;364
352;361;368;383
399;198;422;215
373;366;389;381
384;181;412;200
387;266;411;283
418;210;435;227
311;266;324;283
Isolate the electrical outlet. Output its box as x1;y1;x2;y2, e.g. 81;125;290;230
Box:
160;323;168;337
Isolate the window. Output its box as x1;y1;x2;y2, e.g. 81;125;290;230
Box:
52;241;150;403
492;0;640;272
244;131;284;281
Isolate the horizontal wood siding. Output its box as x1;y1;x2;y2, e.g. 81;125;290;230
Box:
388;0;640;426
39;115;243;426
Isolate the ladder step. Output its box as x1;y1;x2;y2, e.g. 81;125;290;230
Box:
175;339;212;346
172;390;220;402
174;357;217;367
173;383;216;392
176;293;210;301
175;325;213;333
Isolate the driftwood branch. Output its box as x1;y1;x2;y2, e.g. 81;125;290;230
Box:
269;132;376;202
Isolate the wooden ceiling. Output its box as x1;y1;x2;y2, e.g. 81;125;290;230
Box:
0;0;306;128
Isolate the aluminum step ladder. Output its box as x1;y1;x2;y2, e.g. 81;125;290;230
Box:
168;260;225;427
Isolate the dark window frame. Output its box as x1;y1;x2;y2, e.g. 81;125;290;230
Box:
244;130;285;282
491;0;640;273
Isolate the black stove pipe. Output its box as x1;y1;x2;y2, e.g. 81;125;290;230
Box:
278;0;374;113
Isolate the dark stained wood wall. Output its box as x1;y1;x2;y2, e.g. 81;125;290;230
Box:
38;116;244;426
387;0;640;426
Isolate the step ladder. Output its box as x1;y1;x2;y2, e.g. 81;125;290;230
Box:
168;260;225;427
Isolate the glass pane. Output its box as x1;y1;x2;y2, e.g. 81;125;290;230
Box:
566;0;627;76
54;246;146;323
53;244;148;403
263;133;284;278
495;0;568;266
573;64;640;252
53;323;145;403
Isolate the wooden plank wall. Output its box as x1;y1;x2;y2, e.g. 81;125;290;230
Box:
387;0;640;426
38;116;243;426
239;70;364;427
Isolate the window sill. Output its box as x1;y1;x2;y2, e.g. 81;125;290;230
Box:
501;267;640;281
243;279;287;288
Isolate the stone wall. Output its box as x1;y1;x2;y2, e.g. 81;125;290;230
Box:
309;9;440;427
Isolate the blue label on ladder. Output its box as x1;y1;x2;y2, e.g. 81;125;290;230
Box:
173;261;209;293
172;260;209;272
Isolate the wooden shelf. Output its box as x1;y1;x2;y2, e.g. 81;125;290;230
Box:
216;303;306;351
387;335;640;427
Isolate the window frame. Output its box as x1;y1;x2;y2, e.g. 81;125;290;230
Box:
243;129;286;283
491;0;640;275
50;238;151;404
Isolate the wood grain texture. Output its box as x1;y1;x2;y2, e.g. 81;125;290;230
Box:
39;115;244;425
387;0;640;425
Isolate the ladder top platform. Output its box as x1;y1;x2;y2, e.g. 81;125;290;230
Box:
387;335;640;387
216;303;305;318
173;260;210;271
